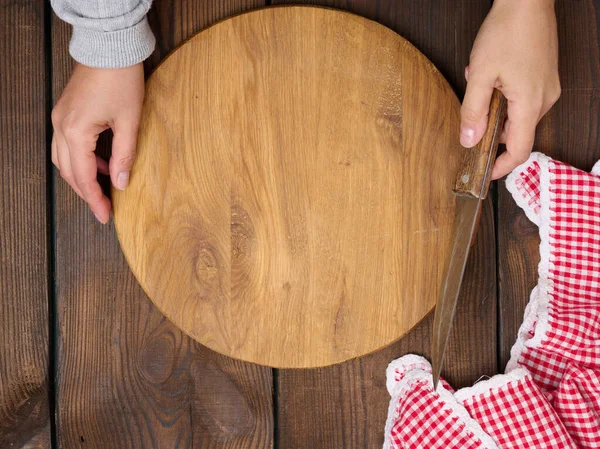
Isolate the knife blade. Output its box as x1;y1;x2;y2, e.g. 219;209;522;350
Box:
431;89;507;389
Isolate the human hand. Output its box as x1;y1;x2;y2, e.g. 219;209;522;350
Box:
51;62;145;223
461;0;560;179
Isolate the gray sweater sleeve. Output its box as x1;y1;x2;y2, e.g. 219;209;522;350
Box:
51;0;156;69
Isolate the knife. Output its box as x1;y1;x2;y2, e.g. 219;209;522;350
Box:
431;89;507;390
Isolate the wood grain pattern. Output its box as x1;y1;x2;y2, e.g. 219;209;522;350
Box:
0;1;51;447
113;6;467;369
52;1;273;448
277;197;496;449
498;0;600;368
454;90;506;199
272;0;497;446
4;0;596;447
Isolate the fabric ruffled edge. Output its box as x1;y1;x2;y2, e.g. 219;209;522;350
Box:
592;160;600;176
454;367;529;402
384;355;501;449
382;152;566;449
504;152;554;373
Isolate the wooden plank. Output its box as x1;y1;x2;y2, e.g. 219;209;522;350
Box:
51;2;272;448
271;1;496;447
0;1;51;448
498;0;600;368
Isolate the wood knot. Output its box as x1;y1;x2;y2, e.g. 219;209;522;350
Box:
190;358;254;436
138;332;176;384
231;205;255;264
194;247;219;283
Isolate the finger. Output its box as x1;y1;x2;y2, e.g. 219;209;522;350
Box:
460;69;496;148
492;150;523;180
491;100;539;180
65;132;111;223
55;131;83;198
498;120;509;144
109;119;139;191
51;135;59;169
96;156;110;175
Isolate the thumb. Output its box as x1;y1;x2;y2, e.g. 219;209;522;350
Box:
460;69;495;148
110;120;139;191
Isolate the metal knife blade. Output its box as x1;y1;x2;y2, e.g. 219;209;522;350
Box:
431;89;507;389
431;196;483;388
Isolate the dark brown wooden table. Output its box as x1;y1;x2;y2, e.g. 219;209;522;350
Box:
2;1;599;447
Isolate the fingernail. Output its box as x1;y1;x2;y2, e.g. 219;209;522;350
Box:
460;127;475;147
117;171;130;190
94;213;106;224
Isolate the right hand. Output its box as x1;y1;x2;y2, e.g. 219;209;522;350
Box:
460;0;560;180
51;62;145;224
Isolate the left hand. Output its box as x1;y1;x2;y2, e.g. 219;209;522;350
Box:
461;0;561;180
51;63;145;224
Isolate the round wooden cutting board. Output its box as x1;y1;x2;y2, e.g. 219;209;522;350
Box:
113;6;465;368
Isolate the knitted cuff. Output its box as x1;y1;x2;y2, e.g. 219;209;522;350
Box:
69;16;156;69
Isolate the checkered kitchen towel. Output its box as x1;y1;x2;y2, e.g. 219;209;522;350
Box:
384;152;600;449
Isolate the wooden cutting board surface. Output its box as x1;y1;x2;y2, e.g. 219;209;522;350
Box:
113;6;464;368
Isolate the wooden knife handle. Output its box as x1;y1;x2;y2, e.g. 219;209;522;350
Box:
453;89;508;199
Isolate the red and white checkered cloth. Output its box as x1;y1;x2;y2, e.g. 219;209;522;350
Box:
384;153;600;449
